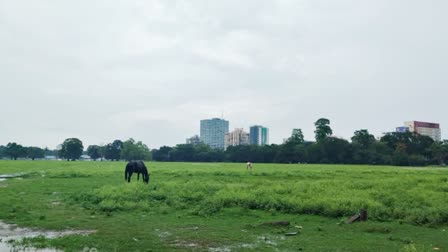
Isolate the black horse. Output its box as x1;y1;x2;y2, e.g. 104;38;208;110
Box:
125;161;150;184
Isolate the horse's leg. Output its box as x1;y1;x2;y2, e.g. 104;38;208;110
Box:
128;172;132;182
137;172;140;181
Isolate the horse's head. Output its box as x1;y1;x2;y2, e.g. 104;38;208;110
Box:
144;173;150;184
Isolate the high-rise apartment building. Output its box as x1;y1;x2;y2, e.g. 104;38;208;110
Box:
224;128;249;150
249;125;269;145
403;121;441;141
200;118;229;149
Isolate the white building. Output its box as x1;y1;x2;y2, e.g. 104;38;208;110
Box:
403;121;441;142
224;128;250;150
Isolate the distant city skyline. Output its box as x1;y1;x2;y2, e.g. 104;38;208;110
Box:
0;116;443;149
192;119;270;150
0;115;445;150
1;1;447;149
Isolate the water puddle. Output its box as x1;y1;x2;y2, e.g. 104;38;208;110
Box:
0;221;96;251
0;174;26;188
0;242;60;252
0;173;26;179
0;173;28;188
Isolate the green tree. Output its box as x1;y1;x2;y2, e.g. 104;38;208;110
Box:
98;145;106;161
26;147;45;160
352;141;392;165
306;142;323;163
168;144;195;162
0;145;5;158
152;146;173;161
275;144;307;163
59;138;84;161
314;118;332;142
193;144;225;162
260;144;281;163
105;140;123;161
286;128;305;145
392;143;409;166
430;141;448;166
225;145;250;162
5;142;26;160
380;132;433;157
276;128;307;163
120;138;152;161
351;129;376;149
319;137;352;164
87;145;101;161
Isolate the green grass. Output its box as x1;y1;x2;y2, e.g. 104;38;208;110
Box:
0;161;447;251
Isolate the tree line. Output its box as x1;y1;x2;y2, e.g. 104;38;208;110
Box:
1;118;447;166
0;138;151;161
151;118;448;166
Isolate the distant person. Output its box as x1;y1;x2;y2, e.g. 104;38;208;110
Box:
246;162;253;170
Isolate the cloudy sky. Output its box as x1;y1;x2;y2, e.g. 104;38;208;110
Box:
1;0;447;149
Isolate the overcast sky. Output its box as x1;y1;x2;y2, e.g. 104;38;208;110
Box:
1;0;447;149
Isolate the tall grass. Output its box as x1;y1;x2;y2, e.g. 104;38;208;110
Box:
66;163;448;226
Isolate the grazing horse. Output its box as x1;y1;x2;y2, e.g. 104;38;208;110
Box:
125;161;150;184
246;162;253;170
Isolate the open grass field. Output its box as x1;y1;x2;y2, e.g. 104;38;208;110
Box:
0;161;447;251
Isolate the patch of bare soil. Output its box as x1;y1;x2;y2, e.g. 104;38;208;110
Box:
0;221;96;252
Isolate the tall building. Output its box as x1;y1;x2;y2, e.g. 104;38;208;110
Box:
249;125;269;145
403;121;441;141
200;118;229;149
186;135;201;145
224;128;249;150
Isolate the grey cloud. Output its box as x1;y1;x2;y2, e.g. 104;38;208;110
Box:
1;0;447;149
